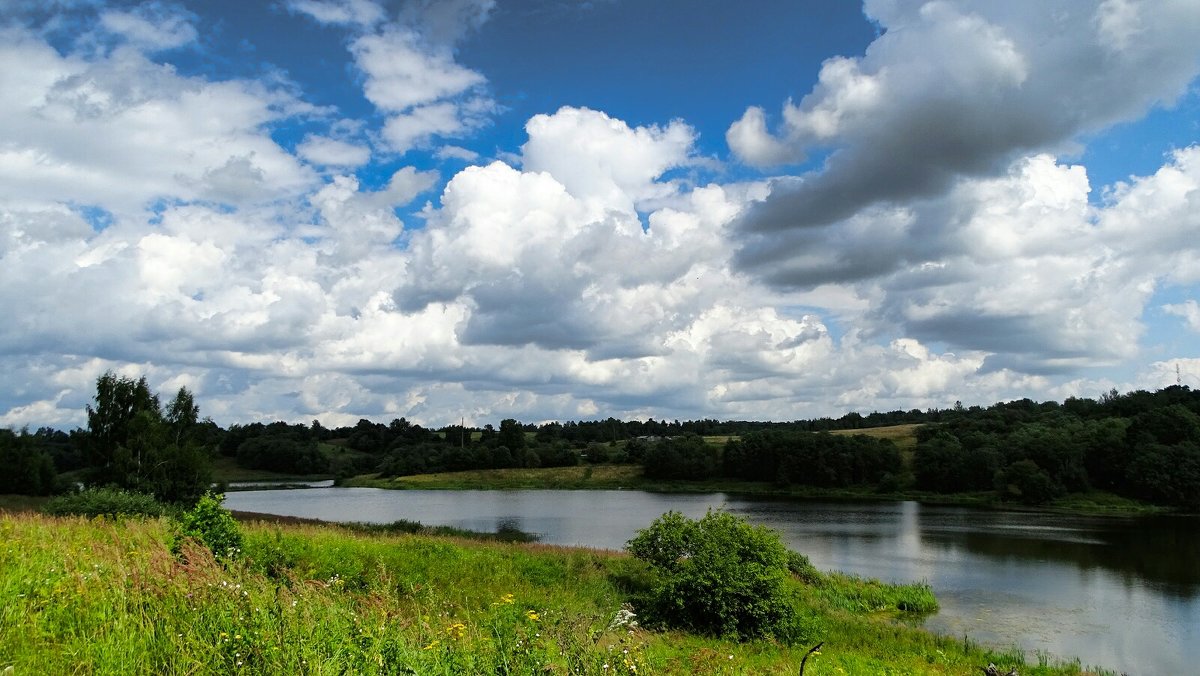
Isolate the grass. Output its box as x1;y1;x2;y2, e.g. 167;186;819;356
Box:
1047;491;1168;516
703;424;923;451
228;510;541;544
343;464;646;490
210;455;333;484
830;424;922;454
0;510;1113;675
0;494;49;513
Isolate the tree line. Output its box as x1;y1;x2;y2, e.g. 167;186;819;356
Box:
3;373;1199;511
911;386;1200;509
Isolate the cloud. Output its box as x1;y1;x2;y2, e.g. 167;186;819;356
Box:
1097;146;1200;286
521;107;696;211
312;166;438;262
0;27;317;217
294;0;497;152
286;0;385;28
1;4;1197;431
1164;301;1200;333
98;2;197;51
380;100;486;152
730;0;1200;232
740;144;1200;375
723;1;1200;376
352;29;484;111
434;145;481;163
394;107;716;357
397;0;496;46
297;134;372;168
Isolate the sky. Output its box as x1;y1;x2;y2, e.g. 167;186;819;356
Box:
1;0;1199;430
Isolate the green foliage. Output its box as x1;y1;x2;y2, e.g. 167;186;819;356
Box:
911;386;1200;510
914;430;1002;492
813;572;939;614
1127;442;1200;511
498;417;528;451
236;434;329;474
0;429;58;495
995;459;1061;505
42;486;166;518
83;372;212;504
786;550;823;585
627;510;801;642
175;492;243;560
721;430;902;487
642;435;720;480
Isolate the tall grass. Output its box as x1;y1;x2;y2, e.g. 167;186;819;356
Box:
1;511;1108;674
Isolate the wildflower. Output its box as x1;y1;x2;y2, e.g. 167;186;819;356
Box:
525;610;540;622
423;639;440;650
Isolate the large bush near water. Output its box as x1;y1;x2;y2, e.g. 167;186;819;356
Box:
626;510;802;642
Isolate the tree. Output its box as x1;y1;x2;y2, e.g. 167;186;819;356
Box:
164;387;199;447
626;510;801;642
995;459;1060;505
0;429;58;495
498;418;526;451
86;372;160;486
642;434;718;480
84;372;211;504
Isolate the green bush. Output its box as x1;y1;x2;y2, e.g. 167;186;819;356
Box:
626;510;803;642
43;487;166;518
174;492;243;560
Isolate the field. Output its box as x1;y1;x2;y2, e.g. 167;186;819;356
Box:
828;424;922;453
0;509;1109;675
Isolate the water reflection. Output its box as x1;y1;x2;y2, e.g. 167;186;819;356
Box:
224;489;1199;675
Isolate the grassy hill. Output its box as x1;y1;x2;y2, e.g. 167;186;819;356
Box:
0;509;1106;675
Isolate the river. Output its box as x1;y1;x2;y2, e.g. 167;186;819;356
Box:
223;487;1198;674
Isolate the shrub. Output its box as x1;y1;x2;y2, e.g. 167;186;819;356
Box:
626;510;802;642
43;487;166;518
175;492;243;560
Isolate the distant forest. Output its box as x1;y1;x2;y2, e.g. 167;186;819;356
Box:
3;377;1199;511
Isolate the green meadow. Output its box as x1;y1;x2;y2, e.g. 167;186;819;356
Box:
0;509;1113;675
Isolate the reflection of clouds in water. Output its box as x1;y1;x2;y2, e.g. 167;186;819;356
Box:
927;581;1186;675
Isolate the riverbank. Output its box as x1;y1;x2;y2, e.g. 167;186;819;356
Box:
1;509;1110;675
340;465;1167;516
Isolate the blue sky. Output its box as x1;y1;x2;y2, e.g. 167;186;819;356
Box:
1;0;1199;429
